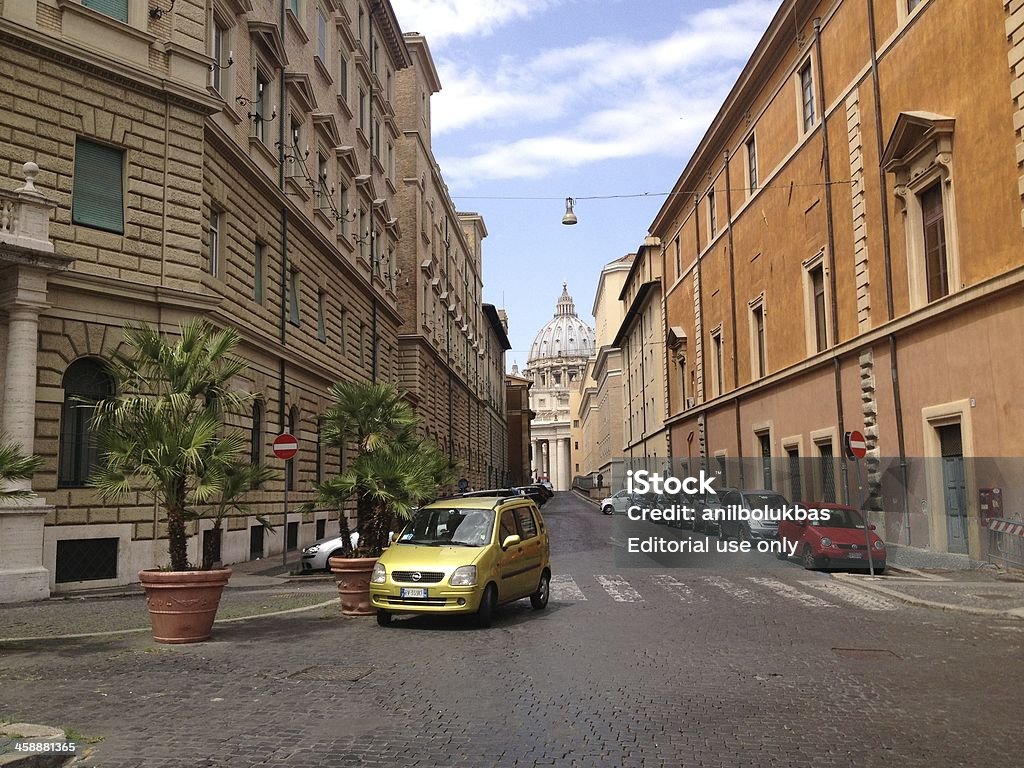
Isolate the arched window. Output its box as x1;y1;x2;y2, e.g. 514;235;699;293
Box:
250;401;264;465
58;357;113;488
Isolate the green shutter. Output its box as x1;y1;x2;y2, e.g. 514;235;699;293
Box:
82;0;128;23
72;138;124;234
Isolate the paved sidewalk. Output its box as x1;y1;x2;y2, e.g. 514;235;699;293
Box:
1;576;339;643
835;569;1024;619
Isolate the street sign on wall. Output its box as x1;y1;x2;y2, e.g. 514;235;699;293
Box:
272;432;298;460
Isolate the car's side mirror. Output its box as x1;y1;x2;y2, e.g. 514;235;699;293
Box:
869;524;876;531
501;534;521;550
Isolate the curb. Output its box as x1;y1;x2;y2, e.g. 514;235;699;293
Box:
573;489;600;507
0;598;340;645
831;573;1024;620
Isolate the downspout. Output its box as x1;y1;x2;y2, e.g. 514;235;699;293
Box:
369;3;379;382
694;192;708;468
867;0;911;536
889;334;910;544
813;17;849;502
723;150;743;482
278;0;289;430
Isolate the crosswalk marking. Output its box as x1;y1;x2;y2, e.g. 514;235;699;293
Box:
550;574;586;602
650;574;708;603
595;574;644;602
747;577;837;608
700;575;762;605
801;581;898;611
544;572;902;613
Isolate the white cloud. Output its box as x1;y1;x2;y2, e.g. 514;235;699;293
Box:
424;0;779;184
391;0;558;45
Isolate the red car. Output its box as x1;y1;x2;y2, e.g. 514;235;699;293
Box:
778;503;886;573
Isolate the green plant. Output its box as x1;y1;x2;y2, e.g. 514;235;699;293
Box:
89;319;257;572
311;381;453;558
194;461;279;569
0;438;43;500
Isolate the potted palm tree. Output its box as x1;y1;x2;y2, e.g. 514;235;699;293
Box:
313;381;453;615
198;461;278;570
90;319;258;643
0;438;43;499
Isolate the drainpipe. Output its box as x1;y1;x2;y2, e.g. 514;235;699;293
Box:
723;150;743;483
369;3;379;382
813;17;849;502
277;0;289;434
867;0;911;539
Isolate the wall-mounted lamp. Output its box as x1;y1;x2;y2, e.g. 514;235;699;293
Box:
336;207;358;223
236;96;276;123
561;197;578;225
149;0;175;20
210;50;235;73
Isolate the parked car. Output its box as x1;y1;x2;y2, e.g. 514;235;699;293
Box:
370;494;551;627
691;489;723;533
300;534;350;572
662;491;700;529
718;488;789;542
515;485;549;506
539;480;554;494
778;503;886;573
600;488;634;515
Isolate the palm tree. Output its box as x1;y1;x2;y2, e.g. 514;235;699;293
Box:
0;438;43;500
197;461;278;569
315;381;453;557
90;319;255;572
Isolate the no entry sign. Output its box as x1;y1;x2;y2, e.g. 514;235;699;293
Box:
272;432;298;460
844;430;867;460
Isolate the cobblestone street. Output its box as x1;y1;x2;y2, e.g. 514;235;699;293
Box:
3;493;1023;767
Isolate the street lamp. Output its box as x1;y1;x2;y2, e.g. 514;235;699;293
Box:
561;197;578;225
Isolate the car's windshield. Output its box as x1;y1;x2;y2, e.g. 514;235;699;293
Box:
810;507;865;528
742;493;789;511
398;507;496;546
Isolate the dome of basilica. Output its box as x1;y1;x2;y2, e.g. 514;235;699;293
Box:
527;284;595;363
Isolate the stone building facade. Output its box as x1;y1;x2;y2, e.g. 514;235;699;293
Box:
394;34;510;491
654;0;1024;560
0;0;504;599
573;255;631;492
524;285;595;491
505;368;533;487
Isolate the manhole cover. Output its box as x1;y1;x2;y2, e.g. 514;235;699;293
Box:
832;648;900;660
288;665;374;682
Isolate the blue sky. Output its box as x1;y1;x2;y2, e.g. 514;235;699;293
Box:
390;0;779;369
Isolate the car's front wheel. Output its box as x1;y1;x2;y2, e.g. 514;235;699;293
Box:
531;571;550;610
376;610;392;627
602;505;614;515
802;544;819;570
476;584;497;628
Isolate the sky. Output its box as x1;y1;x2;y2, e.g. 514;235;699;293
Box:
389;0;780;370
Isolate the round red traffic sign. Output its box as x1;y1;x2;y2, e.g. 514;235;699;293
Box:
845;430;867;459
272;432;298;460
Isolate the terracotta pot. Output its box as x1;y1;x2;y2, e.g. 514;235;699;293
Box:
138;568;232;644
329;556;378;616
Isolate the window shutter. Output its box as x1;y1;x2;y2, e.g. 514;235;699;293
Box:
72;139;124;234
82;0;128;23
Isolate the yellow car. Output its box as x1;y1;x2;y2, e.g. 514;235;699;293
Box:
370;495;551;627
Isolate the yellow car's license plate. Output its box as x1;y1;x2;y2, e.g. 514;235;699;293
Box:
400;587;427;598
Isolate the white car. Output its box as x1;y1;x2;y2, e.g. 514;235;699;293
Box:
600;489;634;516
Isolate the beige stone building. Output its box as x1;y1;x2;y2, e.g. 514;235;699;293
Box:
654;0;1024;560
615;237;669;470
394;34;509;491
573;255;631;491
524;285;594;491
0;0;504;600
505;367;534;487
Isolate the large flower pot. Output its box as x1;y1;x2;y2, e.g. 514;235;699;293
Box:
329;556;378;616
138;568;232;643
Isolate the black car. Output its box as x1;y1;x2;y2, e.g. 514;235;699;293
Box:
514;485;549;506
